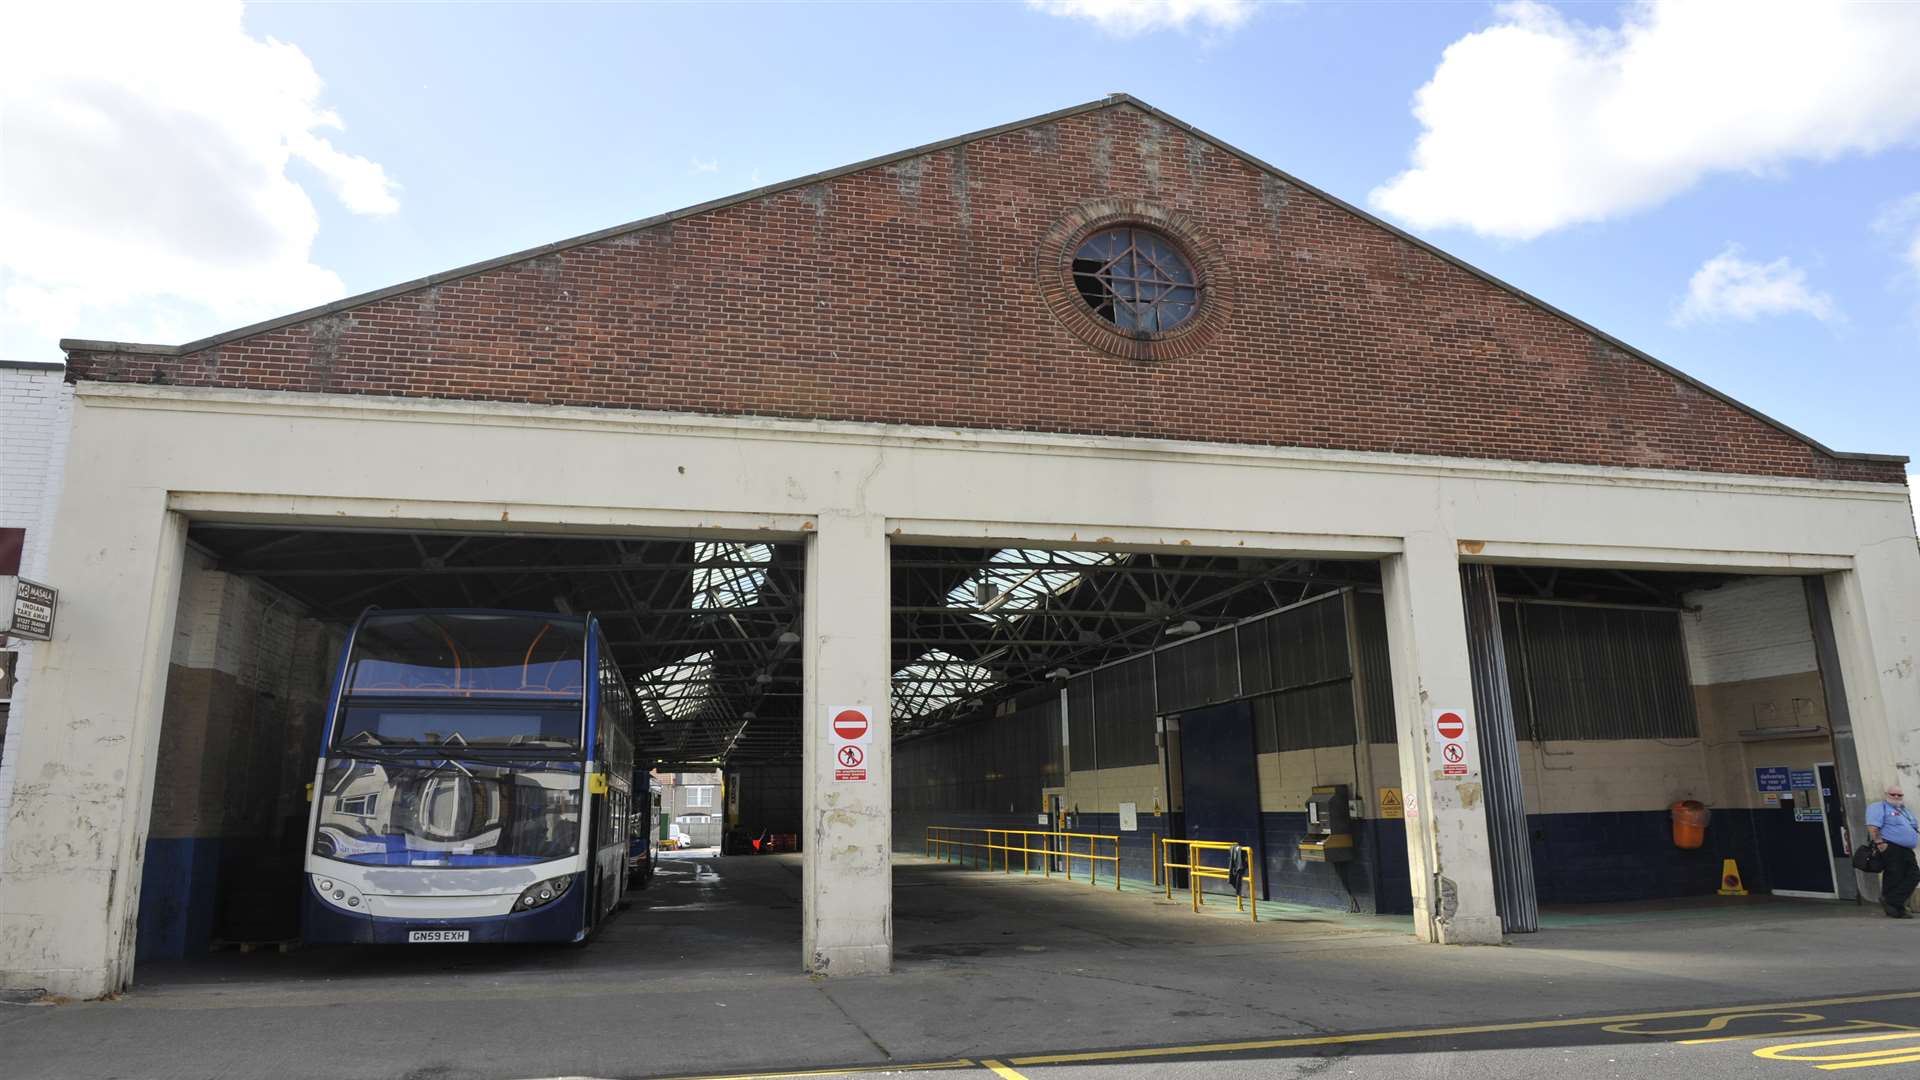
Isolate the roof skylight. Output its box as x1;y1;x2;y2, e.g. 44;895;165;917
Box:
892;649;999;721
638;651;718;723
691;541;772;610
946;548;1118;619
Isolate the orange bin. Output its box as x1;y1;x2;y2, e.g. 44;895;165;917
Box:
1671;800;1711;849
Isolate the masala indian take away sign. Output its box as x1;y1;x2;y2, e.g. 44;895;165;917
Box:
3;578;57;642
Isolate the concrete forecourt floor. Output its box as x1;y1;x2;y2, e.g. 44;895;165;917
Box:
4;851;1917;1080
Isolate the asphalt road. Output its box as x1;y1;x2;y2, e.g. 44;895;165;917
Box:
630;990;1920;1080
7;851;1920;1080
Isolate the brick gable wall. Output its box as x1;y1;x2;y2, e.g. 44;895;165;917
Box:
63;104;1902;485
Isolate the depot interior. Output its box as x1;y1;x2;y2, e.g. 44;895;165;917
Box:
138;523;1861;962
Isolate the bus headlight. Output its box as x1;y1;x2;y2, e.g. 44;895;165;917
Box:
514;874;574;911
312;874;365;911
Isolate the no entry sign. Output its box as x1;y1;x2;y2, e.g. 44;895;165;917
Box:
828;704;872;782
1430;707;1474;780
832;709;870;742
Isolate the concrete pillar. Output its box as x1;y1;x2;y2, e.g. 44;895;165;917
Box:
1379;533;1501;945
800;512;892;975
0;498;186;996
1824;541;1920;802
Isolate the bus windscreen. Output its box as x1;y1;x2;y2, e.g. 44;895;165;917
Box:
334;704;583;751
312;758;582;867
347;612;587;698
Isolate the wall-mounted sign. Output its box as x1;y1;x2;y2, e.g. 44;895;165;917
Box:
1755;766;1791;793
1431;707;1474;779
1378;788;1404;819
828;704;871;782
4;578;56;641
1789;768;1817;790
1118;802;1138;832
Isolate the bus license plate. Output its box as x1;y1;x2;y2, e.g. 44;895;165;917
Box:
408;930;468;943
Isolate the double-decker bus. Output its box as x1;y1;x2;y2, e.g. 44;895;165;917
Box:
303;609;636;944
628;776;661;888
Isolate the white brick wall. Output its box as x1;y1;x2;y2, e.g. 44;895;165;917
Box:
0;363;74;860
1681;576;1818;686
171;545;311;688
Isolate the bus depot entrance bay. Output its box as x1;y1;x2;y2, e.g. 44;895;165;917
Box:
135;524;807;967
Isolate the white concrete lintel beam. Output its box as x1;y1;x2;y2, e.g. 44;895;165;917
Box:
1460;539;1852;574
887;518;1401;560
166;492;816;542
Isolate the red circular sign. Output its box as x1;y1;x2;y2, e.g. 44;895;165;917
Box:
838;745;864;768
832;709;869;741
1436;712;1465;739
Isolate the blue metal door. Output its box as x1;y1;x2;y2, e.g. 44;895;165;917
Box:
1177;701;1262;898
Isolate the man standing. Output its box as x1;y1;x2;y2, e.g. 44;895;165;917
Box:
1867;784;1919;918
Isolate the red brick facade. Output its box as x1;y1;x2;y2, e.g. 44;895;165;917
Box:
64;101;1903;484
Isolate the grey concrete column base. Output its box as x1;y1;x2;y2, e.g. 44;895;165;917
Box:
808;943;892;976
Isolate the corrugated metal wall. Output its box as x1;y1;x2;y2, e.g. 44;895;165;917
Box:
1462;565;1538;934
1092;655;1159;767
895;693;1062;814
896;589;1393;818
1505;601;1697;740
1351;592;1399;743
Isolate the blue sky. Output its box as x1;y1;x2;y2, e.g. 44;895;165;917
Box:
4;1;1916;490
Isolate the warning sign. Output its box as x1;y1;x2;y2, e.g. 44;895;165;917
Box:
1430;707;1475;780
1378;787;1404;819
828;704;872;781
831;706;872;745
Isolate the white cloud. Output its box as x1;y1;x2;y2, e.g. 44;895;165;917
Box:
1876;193;1920;276
1674;246;1838;326
688;156;720;175
0;1;398;359
1026;0;1255;36
1371;2;1920;240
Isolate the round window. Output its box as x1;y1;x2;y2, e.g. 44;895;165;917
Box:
1070;227;1201;334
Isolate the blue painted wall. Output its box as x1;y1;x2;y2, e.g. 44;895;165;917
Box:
902;807;1782;913
136;838;222;962
1527;809;1771;903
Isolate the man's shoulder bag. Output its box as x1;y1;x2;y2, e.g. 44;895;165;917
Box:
1854;843;1887;873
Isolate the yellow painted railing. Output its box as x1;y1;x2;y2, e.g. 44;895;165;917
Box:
925;826;1122;890
1158;837;1258;921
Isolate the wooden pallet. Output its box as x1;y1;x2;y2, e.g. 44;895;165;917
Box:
210;937;301;955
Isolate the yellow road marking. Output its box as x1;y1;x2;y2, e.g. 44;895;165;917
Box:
1684;1021;1917;1045
653;988;1920;1078
1817;1050;1920;1070
1754;1030;1920;1063
1006;989;1920;1066
1603;1010;1826;1036
653;1059;976;1080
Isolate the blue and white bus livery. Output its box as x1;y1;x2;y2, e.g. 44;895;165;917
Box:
303;609;637;945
